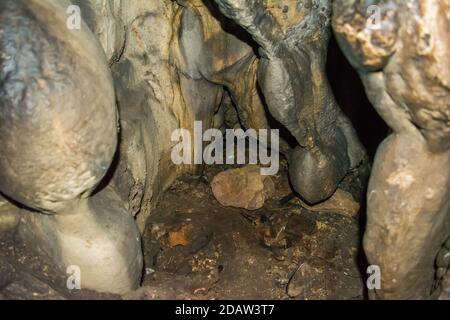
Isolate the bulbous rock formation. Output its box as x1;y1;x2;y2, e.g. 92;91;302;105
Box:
0;0;143;294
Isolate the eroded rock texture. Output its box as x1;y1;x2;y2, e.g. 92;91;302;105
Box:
333;0;450;299
198;0;366;204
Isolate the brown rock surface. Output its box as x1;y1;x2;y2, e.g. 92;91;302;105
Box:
298;189;361;218
0;197;21;234
211;166;275;210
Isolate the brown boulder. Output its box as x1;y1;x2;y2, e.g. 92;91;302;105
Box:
211;166;275;210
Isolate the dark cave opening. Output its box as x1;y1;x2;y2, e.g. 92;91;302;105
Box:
327;35;389;160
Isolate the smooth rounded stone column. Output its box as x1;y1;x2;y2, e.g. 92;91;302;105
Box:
332;0;450;299
0;0;142;294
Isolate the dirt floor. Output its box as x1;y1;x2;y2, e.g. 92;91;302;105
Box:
0;159;382;300
131;162;369;300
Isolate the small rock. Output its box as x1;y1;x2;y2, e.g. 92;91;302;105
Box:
150;223;167;241
145;268;155;275
299;189;360;218
168;225;191;247
211;165;275;210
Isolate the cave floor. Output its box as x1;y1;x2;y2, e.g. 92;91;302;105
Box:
0;162;369;300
